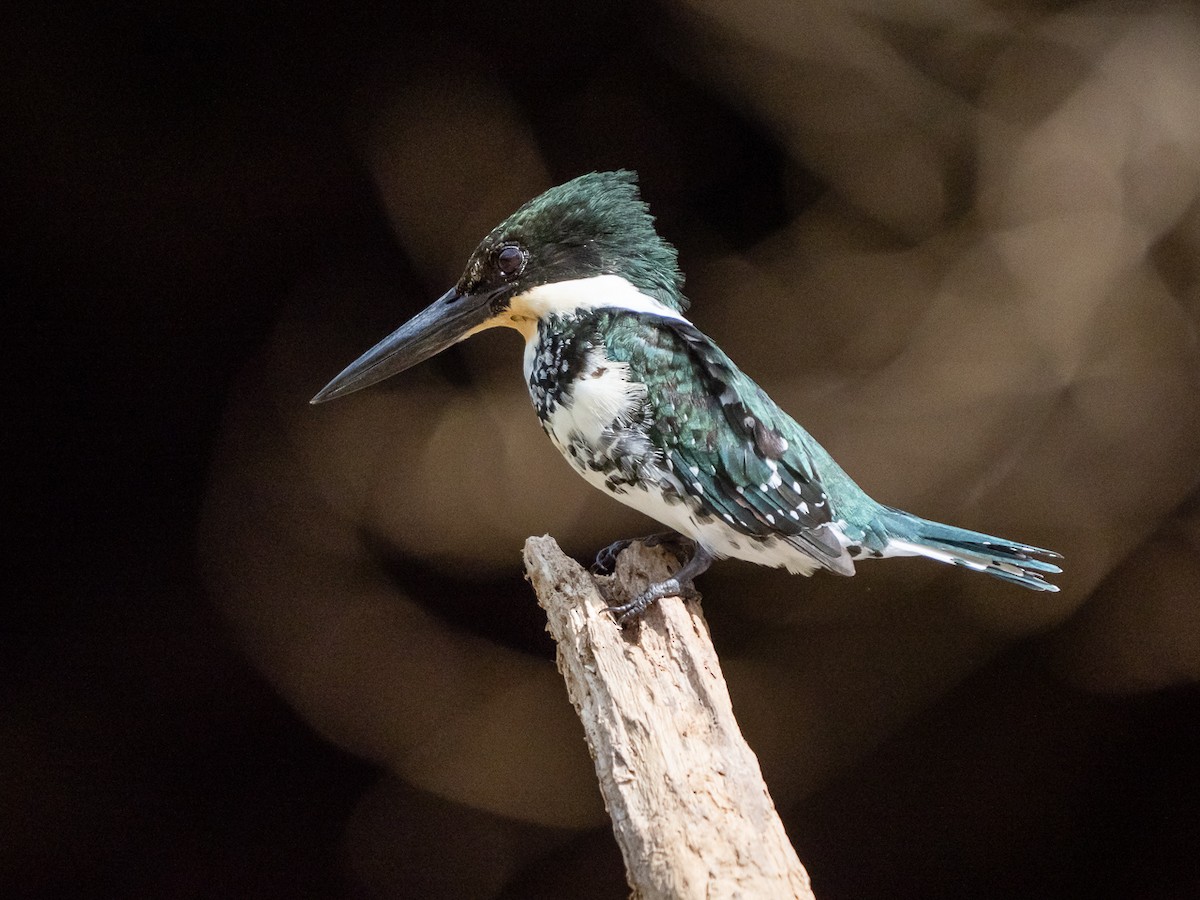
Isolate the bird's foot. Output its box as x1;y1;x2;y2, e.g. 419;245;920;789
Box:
600;542;715;628
590;532;690;575
602;577;703;627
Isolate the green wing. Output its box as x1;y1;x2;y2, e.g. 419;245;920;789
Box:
604;313;853;573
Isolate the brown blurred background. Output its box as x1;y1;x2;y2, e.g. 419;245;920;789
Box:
6;1;1200;898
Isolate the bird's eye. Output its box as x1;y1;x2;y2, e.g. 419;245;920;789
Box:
496;245;526;277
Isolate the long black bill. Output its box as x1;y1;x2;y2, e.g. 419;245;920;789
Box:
310;287;495;404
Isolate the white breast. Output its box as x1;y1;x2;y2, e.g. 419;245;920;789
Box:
552;350;646;448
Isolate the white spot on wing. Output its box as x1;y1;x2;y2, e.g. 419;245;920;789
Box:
766;461;782;489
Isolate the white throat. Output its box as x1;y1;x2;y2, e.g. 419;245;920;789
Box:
504;274;690;340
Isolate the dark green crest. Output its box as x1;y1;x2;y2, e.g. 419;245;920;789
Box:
457;170;689;313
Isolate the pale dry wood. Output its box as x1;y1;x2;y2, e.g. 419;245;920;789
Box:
523;534;815;900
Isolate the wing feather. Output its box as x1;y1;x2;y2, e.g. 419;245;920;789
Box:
605;313;853;573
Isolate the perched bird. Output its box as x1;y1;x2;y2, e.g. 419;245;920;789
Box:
313;171;1061;622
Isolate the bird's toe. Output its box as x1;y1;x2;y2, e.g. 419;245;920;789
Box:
592;532;691;575
602;576;697;627
591;538;635;575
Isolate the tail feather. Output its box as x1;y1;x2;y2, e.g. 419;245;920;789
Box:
880;508;1062;592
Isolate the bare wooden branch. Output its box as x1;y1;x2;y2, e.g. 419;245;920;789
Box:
523;535;815;900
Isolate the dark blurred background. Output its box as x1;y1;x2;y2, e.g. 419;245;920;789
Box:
6;1;1200;898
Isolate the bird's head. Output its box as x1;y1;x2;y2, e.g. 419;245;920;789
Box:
311;170;686;403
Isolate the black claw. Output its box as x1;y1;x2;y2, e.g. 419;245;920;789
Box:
603;577;678;626
602;576;705;627
595;540;716;627
600;599;645;627
590;538;635;575
590;532;689;575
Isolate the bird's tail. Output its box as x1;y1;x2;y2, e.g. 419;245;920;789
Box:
877;507;1062;592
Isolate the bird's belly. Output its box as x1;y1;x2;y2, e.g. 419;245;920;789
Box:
568;460;822;576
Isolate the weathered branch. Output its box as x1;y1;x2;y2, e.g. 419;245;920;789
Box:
523;535;814;900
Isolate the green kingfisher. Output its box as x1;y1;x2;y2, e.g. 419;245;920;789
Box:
312;171;1061;622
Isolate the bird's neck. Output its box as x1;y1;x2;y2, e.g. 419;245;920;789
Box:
506;274;689;342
